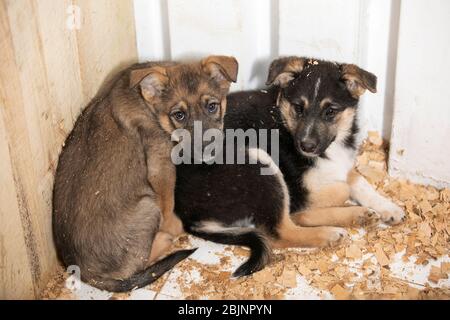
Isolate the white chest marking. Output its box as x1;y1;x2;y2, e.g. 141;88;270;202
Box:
304;142;355;191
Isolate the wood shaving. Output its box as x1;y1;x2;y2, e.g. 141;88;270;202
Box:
346;244;363;260
330;284;351;300
428;265;448;283
43;132;450;300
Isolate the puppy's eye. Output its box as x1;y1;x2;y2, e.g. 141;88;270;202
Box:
324;107;339;119
206;102;220;114
171;110;186;122
292;102;304;116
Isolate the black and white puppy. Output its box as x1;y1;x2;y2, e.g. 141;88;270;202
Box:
175;57;405;277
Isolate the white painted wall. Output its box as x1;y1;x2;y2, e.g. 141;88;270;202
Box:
133;0;397;137
388;0;450;188
133;0;450;188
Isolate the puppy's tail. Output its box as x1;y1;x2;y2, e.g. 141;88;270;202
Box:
93;248;196;292
187;221;271;277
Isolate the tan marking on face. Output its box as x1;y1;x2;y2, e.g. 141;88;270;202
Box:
198;80;214;97
201;94;220;109
278;95;297;135
335;108;355;143
159;115;176;134
319;97;333;109
300;96;309;109
220;98;227;128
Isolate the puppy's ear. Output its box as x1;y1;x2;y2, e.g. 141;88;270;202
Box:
266;57;305;87
129;66;169;101
341;64;377;97
202;55;238;88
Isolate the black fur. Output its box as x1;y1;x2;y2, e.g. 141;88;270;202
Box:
176;158;285;233
175;58;371;277
97;248;197;292
225;88;313;212
186;226;270;277
175;157;285;276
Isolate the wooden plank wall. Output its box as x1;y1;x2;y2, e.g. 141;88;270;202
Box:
0;0;137;299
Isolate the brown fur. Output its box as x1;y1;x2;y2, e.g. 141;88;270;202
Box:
272;210;347;248
307;182;351;208
148;232;173;264
266;56;305;87
52;55;238;291
291;206;380;227
347;167;361;185
341;64;377;98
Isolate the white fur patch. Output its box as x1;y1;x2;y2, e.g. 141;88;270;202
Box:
304;142;356;192
231;218;255;228
193;221;249;233
247;147;280;176
248;148;290;216
350;175;404;217
313;77;321;101
303;108;358;197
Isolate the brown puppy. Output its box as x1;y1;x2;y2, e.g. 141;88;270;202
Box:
53;56;238;292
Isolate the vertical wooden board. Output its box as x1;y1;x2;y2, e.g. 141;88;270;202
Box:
1;0;139;298
0;115;35;299
1;0;57;296
6;0;58;175
35;0;84;134
75;0;138;102
278;0;361;62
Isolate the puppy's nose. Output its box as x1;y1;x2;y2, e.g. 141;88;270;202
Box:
300;139;317;153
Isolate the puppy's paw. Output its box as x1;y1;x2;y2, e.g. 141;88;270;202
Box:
155;232;174;249
148;231;174;263
379;202;406;225
355;207;381;226
319;227;348;247
161;215;184;237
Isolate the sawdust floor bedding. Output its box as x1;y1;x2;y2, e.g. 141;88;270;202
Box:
42;133;450;300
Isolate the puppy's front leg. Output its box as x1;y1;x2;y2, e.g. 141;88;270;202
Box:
146;144;184;237
347;169;405;225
